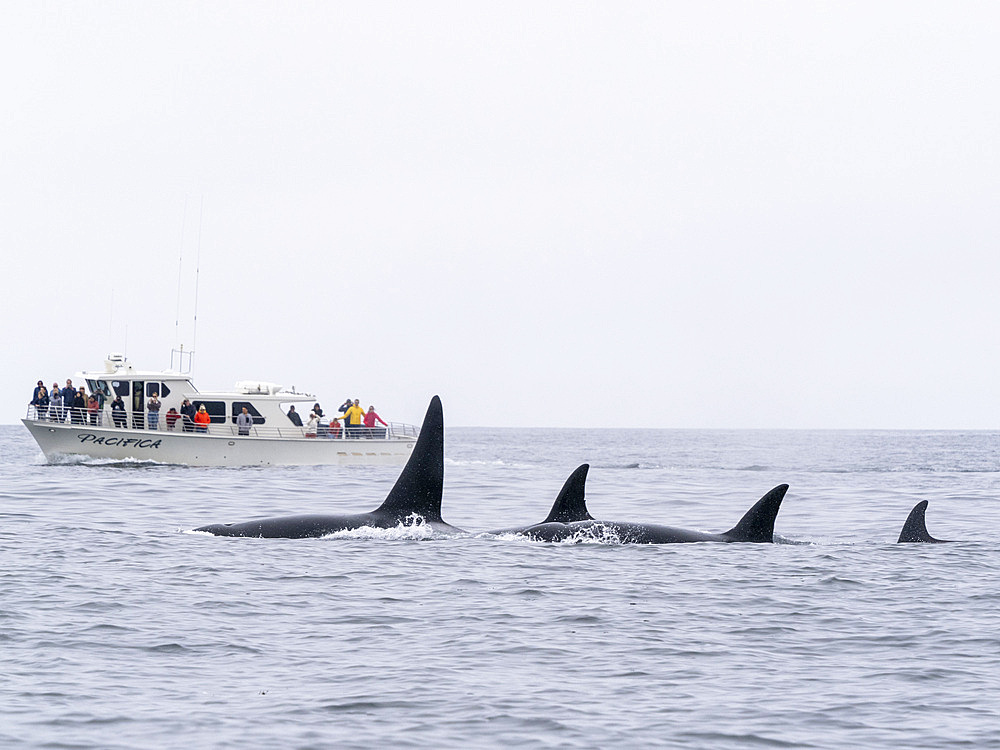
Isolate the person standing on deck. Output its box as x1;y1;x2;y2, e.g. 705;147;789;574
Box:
111;395;127;428
341;399;366;438
147;392;162;431
87;393;100;426
48;383;63;422
363;405;388;438
313;403;326;436
92;388;105;424
338;397;352;424
180;399;196;432
194;405;211;433
236;407;253;436
30;381;48;420
304;412;319;438
72;387;87;424
62;381;76;423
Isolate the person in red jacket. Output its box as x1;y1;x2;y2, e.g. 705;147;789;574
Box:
363;405;388;438
87;393;100;426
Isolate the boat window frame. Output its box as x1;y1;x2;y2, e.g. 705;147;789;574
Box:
231;401;265;425
193;400;228;424
87;379;113;398
146;382;171;398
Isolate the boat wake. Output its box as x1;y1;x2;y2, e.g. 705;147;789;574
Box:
43;453;176;469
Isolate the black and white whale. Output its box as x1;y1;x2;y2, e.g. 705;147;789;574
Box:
488;464;789;543
897;500;949;543
194;395;463;538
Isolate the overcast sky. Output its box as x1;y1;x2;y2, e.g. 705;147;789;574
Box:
3;2;998;429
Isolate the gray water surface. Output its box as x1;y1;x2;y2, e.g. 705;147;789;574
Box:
1;426;998;748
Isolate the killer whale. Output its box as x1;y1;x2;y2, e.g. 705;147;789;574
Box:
194;395;463;538
897;500;949;543
489;464;788;543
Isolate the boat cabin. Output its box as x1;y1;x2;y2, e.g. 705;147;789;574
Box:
81;353;320;433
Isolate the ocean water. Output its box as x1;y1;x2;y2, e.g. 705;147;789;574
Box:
1;424;999;749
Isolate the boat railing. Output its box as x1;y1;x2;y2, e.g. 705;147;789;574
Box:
25;406;419;441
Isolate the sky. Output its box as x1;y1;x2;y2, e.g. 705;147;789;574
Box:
2;2;998;429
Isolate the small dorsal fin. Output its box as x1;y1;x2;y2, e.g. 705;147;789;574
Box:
373;396;444;522
542;464;593;523
722;484;789;542
897;500;947;543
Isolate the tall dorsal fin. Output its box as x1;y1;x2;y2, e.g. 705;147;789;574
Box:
898;500;947;543
542;464;593;523
722;484;788;542
373;395;444;522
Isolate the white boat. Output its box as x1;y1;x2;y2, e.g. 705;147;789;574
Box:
22;354;418;467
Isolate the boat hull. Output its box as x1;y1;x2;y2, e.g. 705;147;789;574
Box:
21;420;416;467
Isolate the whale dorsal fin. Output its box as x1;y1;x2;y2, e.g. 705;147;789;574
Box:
542;464;593;523
373;395;444;523
721;484;789;542
898;500;947;543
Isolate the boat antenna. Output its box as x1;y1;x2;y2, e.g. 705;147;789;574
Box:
174;195;188;350
108;287;114;352
191;194;203;371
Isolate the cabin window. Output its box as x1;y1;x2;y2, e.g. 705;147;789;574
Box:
145;382;171;398
231;401;265;425
111;380;129;397
193;400;227;424
145;382;172;398
86;379;113;397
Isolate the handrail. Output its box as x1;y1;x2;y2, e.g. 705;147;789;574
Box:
24;406;419;441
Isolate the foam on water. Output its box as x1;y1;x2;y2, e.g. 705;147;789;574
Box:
322;515;442;541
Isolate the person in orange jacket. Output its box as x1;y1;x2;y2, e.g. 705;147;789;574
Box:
194;404;211;433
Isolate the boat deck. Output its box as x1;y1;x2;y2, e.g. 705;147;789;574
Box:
23;407;418;441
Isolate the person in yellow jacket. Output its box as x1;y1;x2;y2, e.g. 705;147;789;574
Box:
341;399;366;438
